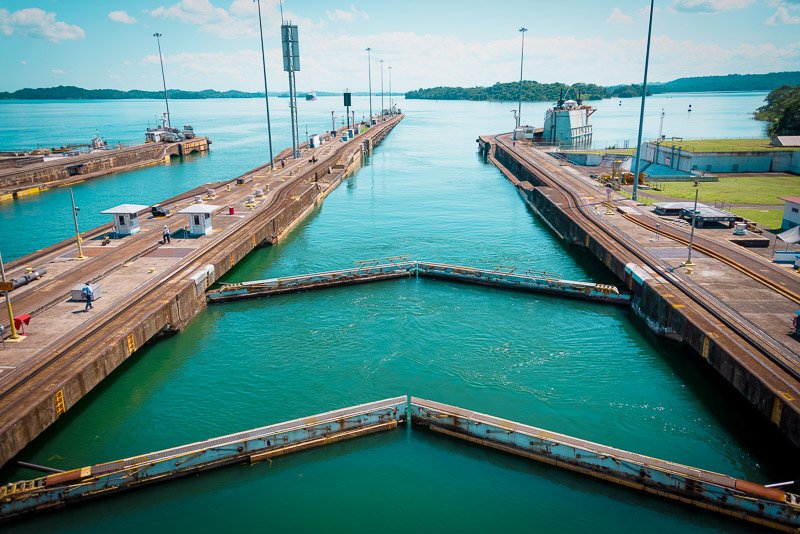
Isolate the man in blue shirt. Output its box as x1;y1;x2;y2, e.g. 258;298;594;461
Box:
82;282;93;311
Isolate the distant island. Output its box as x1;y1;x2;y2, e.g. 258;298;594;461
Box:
404;71;800;102
0;86;400;100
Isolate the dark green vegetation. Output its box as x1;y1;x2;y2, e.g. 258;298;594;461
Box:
405;81;638;102
405;71;800;102
755;85;800;136
652;72;800;94
0;86;262;100
0;86;395;100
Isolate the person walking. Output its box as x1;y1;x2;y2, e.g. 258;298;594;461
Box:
82;282;93;311
162;225;171;244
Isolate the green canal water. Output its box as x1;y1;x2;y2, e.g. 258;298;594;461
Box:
0;94;790;532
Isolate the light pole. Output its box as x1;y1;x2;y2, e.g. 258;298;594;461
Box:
366;47;373;122
0;251;21;341
379;59;384;118
631;0;655;202
70;188;85;260
517;27;527;131
153;33;171;128
255;0;275;170
388;66;392;114
684;188;699;268
331;110;335;134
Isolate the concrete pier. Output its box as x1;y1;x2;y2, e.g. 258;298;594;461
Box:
0;137;210;200
480;133;800;448
0;115;402;467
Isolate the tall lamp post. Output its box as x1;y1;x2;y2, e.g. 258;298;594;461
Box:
255;0;275;170
0;251;21;341
388;66;392;115
366;48;373;122
379;59;384;118
631;0;655;202
70;188;85;260
684;188;699;269
517;27;527;131
153;33;171;128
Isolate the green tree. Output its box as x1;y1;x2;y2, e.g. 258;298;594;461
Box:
756;84;800;136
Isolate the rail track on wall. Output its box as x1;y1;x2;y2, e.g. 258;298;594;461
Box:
617;211;800;305
492;135;800;391
0;122;397;415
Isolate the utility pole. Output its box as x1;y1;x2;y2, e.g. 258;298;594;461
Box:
631;0;655;202
70;188;85;260
331;110;335;133
255;0;275;170
684;188;699;269
0;251;21;341
153;33;171;128
517;27;527;131
366;47;373;122
379;59;384;119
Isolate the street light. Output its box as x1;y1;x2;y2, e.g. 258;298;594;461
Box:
388;66;392;115
255;0;275;170
631;0;655;202
684;188;699;270
517;27;527;131
366;47;373;122
153;33;171;128
70;188;84;260
379;59;384;118
0;251;22;341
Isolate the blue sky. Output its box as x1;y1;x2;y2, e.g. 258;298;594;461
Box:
1;0;799;92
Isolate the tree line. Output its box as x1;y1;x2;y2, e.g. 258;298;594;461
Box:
756;85;800;136
404;71;800;102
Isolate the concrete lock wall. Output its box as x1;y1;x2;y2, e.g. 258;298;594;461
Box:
491;143;800;449
0;120;399;467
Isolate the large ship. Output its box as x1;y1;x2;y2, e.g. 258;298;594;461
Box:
542;87;595;148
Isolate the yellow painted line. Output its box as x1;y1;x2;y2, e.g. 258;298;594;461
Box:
672;303;685;309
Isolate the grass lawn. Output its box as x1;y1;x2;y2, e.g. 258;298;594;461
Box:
731;208;783;229
651;138;797;153
654;175;800;205
565;148;636;155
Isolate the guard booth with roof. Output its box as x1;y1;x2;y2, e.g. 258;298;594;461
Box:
178;204;220;236
100;204;149;236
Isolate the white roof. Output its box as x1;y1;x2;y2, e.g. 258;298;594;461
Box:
654;201;709;210
178;204;221;215
101;204;149;214
772;136;800;147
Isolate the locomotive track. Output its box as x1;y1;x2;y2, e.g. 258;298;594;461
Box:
619;211;800;305
0;120;399;417
492;135;800;390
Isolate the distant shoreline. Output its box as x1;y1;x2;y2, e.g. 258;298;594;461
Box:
0;85;405;101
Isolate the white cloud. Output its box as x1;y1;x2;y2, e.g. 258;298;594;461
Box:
607;7;633;23
672;0;753;13
0;8;85;42
135;30;800;93
141;49;264;87
147;0;316;39
51;69;64;75
766;6;800;23
326;5;369;22
108;10;137;24
148;0;255;38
